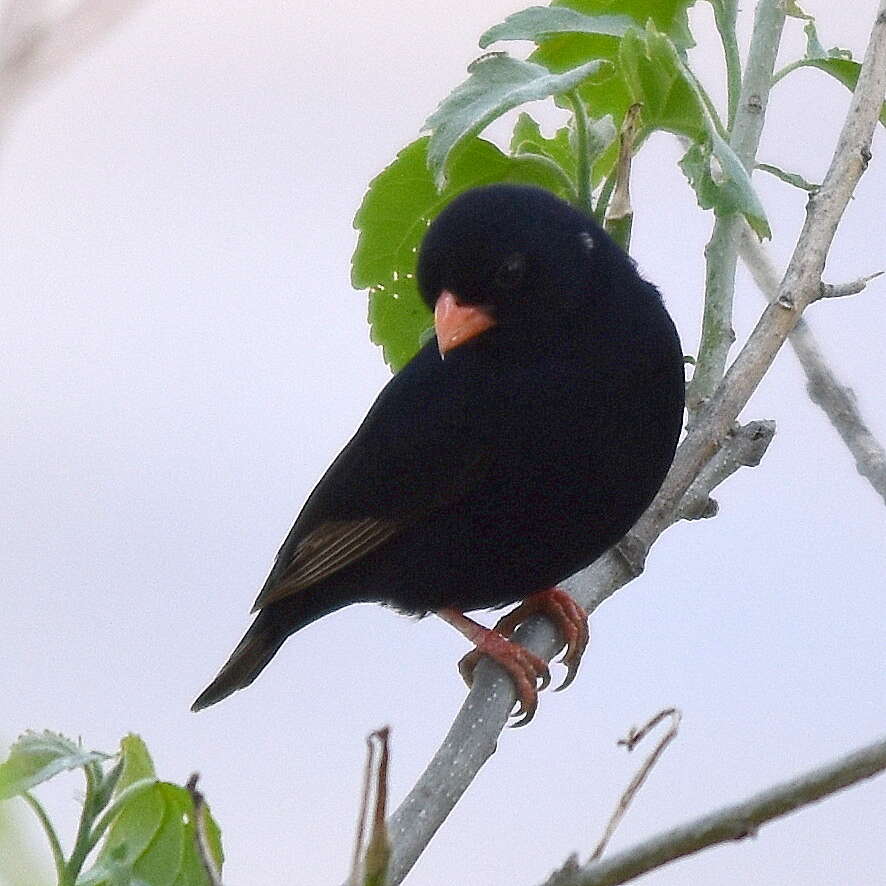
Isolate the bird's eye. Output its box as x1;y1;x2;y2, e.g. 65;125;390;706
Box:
495;253;526;289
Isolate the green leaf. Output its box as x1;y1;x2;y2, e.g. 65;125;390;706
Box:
352;136;573;371
424;53;607;186
525;0;698;173
79;737;223;886
480;7;633;48
617;24;707;140
0;731;108;800
547;0;697;50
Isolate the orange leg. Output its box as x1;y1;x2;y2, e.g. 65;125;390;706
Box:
458;588;589;696
437;608;550;726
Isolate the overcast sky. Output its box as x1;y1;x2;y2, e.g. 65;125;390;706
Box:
2;2;884;885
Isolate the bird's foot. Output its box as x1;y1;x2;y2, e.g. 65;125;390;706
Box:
459;588;589;695
437;608;551;726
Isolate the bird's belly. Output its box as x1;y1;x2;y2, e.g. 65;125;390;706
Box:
378;427;666;614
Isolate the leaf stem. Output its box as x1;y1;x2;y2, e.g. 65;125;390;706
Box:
64;764;100;885
593;166;617;222
21;792;67;885
566;90;593;214
771;59;806;86
712;0;742;128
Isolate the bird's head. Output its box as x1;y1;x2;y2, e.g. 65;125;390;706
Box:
416;184;630;358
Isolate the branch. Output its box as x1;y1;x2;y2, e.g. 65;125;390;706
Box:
381;2;886;879
816;271;884;302
541;734;886;886
0;0;146;127
738;224;886;505
686;0;786;412
677;420;775;521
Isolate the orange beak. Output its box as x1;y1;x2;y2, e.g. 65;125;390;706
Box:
434;290;496;358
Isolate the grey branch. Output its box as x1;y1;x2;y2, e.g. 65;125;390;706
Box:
0;0;145;127
686;0;786;411
738;225;886;505
817;271;884;302
382;2;886;880
677;420;775;521
540;734;886;886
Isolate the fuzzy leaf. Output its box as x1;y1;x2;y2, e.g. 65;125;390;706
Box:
480;7;632;48
352;136;573;371
424;53;607;186
0;731;108;800
545;0;697;50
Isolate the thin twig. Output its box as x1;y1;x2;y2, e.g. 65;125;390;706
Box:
738;223;886;505
364;728;392;886
589;708;682;862
185;773;223;886
677;420;776;521
817;271;884;301
350;734;377;886
540;734;886;886
352;728;393;886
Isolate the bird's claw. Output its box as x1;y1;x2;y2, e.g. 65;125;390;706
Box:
457;632;551;727
545;590;590;691
452;588;588;726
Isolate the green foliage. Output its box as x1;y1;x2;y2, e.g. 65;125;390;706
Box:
479;7;633;47
350;0;818;368
0;732;223;886
0;732;108;800
351;137;573;370
424;53;608;186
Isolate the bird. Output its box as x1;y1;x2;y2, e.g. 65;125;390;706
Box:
192;183;684;724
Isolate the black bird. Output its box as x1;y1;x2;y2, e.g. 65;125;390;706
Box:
192;184;684;723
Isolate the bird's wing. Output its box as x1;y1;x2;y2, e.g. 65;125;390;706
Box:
251;341;494;611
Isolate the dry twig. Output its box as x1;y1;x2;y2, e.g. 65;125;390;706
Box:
185;773;223;886
589;708;682;862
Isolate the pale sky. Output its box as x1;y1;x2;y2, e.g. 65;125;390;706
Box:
2;2;884;885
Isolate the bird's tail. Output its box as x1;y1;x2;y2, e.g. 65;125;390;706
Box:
191;593;348;712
